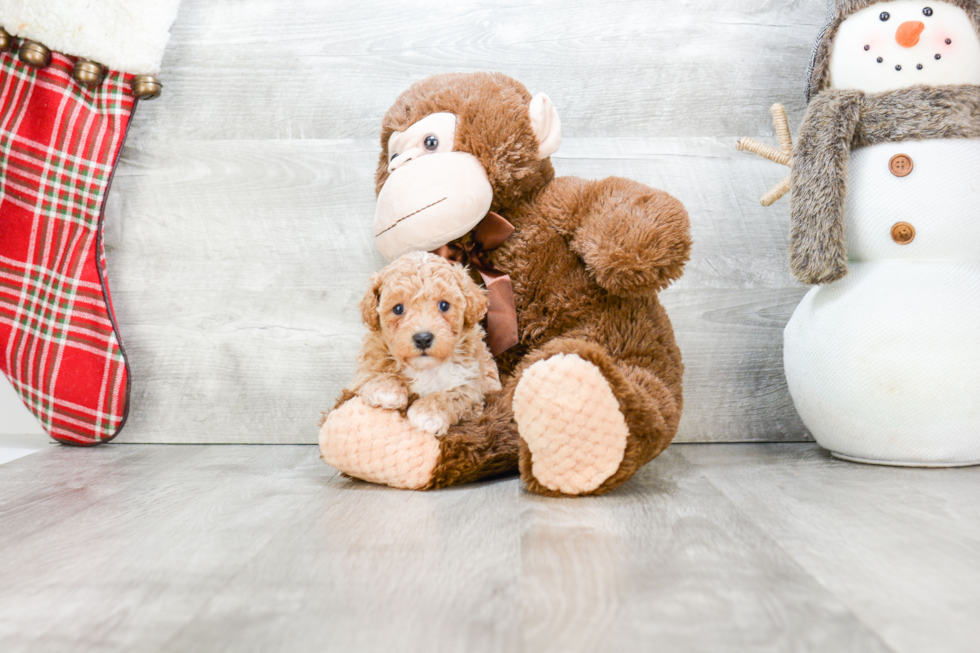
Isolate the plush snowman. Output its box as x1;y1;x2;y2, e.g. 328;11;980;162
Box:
778;0;980;465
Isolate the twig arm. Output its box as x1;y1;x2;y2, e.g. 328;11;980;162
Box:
736;138;790;167
736;103;795;206
761;175;791;206
771;103;792;154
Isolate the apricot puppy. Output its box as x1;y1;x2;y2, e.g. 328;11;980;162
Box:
350;251;501;435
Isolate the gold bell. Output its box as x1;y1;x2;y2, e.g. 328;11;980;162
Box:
19;40;51;68
130;75;162;100
73;60;105;87
0;27;14;53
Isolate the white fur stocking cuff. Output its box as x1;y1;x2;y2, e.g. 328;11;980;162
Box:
0;0;181;75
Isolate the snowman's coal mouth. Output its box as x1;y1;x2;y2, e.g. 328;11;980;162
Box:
873;53;943;70
882;60;938;71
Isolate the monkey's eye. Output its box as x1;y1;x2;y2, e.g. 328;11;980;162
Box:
438;301;450;312
390;153;399;162
880;11;890;20
423;134;439;152
923;7;933;16
392;304;404;315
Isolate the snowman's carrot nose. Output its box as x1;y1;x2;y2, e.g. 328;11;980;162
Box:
896;21;925;47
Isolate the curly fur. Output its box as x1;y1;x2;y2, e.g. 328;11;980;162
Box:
790;85;980;284
350;251;500;436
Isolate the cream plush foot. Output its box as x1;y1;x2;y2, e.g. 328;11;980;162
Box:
512;353;629;495
319;397;440;490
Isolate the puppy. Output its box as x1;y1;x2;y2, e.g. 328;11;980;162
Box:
350;251;501;435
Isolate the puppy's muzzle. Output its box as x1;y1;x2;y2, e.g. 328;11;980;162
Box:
413;331;435;352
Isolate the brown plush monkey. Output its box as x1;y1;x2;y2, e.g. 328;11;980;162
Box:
320;72;691;496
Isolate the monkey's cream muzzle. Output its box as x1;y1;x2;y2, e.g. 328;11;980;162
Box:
374;152;493;261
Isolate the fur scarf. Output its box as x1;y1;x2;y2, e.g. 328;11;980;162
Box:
790;84;980;284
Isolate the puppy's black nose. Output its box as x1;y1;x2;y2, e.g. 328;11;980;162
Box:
413;332;435;351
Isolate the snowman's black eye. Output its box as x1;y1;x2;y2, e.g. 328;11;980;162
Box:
864;44;871;50
877;57;884;63
923;7;933;16
423;134;439;152
880;11;890;20
946;38;952;44
895;64;902;70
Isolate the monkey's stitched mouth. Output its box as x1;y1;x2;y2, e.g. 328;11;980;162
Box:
375;197;448;237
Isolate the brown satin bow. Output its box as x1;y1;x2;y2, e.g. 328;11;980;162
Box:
431;211;518;356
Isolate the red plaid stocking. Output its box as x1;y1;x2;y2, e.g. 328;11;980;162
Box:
0;48;135;445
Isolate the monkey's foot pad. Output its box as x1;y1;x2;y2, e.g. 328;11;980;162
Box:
320;397;439;490
513;353;629;495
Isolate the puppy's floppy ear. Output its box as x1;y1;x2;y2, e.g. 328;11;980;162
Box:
360;271;384;331
459;268;489;328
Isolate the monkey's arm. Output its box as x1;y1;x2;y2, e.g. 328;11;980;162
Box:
789;90;863;284
569;177;691;295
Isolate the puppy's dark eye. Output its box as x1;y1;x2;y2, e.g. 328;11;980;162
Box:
923;7;933;16
392;304;404;315
423;134;439;152
880;11;890;20
438;301;450;312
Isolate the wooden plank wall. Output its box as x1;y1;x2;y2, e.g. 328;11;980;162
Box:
109;0;827;443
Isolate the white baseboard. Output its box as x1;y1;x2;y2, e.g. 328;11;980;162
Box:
0;376;44;436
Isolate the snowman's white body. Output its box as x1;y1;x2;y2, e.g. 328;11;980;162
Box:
784;138;980;464
783;0;980;465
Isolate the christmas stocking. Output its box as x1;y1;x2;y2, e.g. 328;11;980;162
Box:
0;1;180;445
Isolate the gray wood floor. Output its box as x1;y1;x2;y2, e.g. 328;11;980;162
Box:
1;443;977;652
100;0;827;444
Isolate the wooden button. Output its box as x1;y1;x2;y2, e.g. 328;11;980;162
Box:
889;154;913;177
891;221;916;244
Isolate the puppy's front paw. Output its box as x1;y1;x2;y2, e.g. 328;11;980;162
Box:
359;379;409;410
407;403;451;436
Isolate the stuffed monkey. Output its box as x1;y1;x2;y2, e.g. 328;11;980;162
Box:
321;72;691;496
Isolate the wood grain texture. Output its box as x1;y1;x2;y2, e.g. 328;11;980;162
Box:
6;443;978;651
160;465;522;653
681;444;980;653
104;0;827;443
521;451;893;653
109;138;808;443
0;445;521;653
129;0;825;142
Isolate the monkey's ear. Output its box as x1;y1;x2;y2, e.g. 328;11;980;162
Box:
528;93;562;160
359;272;384;331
